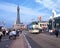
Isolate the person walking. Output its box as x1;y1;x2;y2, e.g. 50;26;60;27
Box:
0;31;3;41
55;29;59;38
9;29;16;39
16;30;19;36
2;29;6;36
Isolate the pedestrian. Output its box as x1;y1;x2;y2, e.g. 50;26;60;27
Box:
2;29;6;36
16;30;19;36
0;31;3;41
55;29;59;38
6;30;8;35
8;29;11;35
20;30;22;34
9;29;16;39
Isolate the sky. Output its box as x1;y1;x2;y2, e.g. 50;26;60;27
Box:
0;0;60;28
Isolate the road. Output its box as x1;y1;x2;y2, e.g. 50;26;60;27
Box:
0;31;60;48
25;32;60;48
0;35;13;48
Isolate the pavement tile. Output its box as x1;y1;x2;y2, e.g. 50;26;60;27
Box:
9;34;26;48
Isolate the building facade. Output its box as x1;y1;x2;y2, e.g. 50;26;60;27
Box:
49;10;60;30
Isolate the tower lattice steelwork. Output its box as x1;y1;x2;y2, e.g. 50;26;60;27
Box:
16;5;20;24
13;5;21;29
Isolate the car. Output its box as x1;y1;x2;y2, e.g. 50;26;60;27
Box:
49;29;55;35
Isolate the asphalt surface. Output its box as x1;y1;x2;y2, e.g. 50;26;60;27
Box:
0;31;60;48
0;35;13;48
25;32;60;48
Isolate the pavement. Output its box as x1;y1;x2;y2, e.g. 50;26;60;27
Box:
9;34;27;48
0;35;13;48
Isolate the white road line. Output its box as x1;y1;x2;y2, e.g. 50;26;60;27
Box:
2;39;9;41
23;34;32;48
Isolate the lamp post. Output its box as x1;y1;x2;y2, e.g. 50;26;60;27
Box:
52;10;55;30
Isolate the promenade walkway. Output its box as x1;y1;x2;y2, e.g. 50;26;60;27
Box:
9;34;26;48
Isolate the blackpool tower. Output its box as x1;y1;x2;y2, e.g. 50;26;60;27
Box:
16;5;20;24
13;5;21;29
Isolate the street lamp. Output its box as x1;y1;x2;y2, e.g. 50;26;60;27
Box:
52;10;55;29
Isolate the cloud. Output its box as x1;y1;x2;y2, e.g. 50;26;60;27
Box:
35;0;56;9
0;2;17;12
0;2;49;17
35;0;60;12
20;6;48;16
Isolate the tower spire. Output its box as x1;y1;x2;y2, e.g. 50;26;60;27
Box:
16;5;20;24
13;1;21;29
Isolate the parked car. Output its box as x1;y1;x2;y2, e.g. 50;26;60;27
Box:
49;29;55;35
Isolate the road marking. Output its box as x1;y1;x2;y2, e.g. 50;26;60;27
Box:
2;39;9;41
23;34;32;48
